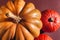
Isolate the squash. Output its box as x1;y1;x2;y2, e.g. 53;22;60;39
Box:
34;34;53;40
0;0;42;40
41;9;60;32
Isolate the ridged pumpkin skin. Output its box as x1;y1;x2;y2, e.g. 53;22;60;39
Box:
34;34;53;40
41;9;60;32
0;0;42;40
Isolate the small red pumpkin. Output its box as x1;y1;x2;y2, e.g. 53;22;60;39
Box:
34;34;53;40
41;9;60;32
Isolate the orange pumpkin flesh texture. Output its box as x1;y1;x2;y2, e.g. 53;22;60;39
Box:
0;0;42;40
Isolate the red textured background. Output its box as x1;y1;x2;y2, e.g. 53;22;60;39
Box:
0;0;60;40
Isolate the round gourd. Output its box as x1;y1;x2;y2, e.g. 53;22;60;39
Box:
0;0;42;40
34;34;53;40
41;9;60;32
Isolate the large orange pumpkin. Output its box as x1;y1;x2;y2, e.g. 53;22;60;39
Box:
0;0;42;40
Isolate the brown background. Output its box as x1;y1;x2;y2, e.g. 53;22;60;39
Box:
0;0;60;40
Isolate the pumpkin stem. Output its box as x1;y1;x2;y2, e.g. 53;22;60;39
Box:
48;18;54;22
40;30;44;34
6;13;21;23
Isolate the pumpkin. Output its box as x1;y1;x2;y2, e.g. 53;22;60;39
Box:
41;9;60;32
0;0;42;40
34;34;53;40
